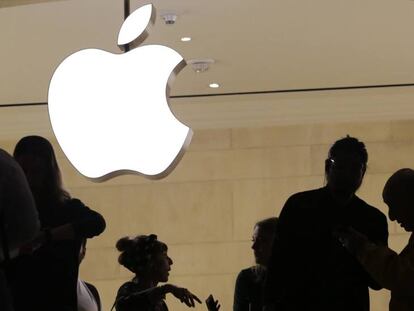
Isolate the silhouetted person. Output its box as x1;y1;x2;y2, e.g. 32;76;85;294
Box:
78;239;101;311
7;136;106;311
233;218;278;311
264;136;389;311
338;168;414;311
204;218;278;311
0;149;40;311
114;234;201;311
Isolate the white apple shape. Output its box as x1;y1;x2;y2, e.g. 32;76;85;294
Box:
48;4;192;181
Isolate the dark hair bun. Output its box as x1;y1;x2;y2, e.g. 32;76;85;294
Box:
116;236;134;252
116;234;167;275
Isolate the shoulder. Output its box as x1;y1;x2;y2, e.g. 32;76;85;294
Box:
353;196;388;242
0;149;14;170
0;149;26;194
0;148;14;167
287;188;324;203
0;149;23;187
236;267;260;285
117;281;138;297
237;267;255;280
354;196;387;222
282;187;325;213
65;198;87;208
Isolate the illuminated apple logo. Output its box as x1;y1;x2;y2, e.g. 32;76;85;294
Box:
48;4;192;181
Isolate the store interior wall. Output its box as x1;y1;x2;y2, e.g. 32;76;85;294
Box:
2;115;413;311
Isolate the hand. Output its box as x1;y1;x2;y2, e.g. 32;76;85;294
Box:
19;231;47;255
333;226;369;254
166;284;202;308
206;294;220;311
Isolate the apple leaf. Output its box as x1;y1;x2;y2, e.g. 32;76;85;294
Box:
118;4;154;47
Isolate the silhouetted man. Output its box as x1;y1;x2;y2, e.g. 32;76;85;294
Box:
338;168;414;311
264;136;388;311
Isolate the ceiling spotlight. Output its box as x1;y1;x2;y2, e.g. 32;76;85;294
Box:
209;83;220;88
181;37;192;42
187;59;215;73
161;13;177;25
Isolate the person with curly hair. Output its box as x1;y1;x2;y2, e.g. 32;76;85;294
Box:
114;234;201;311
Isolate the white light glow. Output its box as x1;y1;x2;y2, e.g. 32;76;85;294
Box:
209;83;220;88
48;5;192;181
181;37;192;42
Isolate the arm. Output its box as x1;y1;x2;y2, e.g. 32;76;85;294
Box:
233;271;249;311
47;212;106;241
85;282;101;311
338;227;414;295
22;200;105;251
115;284;165;311
365;212;389;290
67;199;106;239
358;240;414;295
48;199;106;241
115;284;200;310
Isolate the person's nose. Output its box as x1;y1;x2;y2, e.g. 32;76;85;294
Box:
251;240;258;250
168;256;173;266
388;209;396;221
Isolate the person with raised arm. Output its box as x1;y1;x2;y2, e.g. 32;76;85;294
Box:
114;234;201;311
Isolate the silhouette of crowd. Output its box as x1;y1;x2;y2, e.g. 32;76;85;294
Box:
1;134;414;311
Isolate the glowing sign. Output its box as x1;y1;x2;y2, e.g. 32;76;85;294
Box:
48;4;192;181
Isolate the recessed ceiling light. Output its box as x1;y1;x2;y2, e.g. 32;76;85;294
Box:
181;37;192;42
209;83;220;88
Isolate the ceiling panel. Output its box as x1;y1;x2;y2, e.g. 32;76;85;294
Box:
1;0;414;128
0;0;64;8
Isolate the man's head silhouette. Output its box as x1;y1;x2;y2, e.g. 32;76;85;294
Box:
383;168;414;232
325;136;367;201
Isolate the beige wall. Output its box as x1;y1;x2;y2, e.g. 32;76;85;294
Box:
4;119;414;311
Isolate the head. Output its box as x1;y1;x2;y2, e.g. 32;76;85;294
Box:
13;136;69;204
325;136;367;197
116;234;172;284
383;168;414;232
251;217;278;266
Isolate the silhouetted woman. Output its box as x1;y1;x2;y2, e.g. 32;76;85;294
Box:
205;218;278;311
233;218;278;311
114;234;201;311
8;135;106;311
